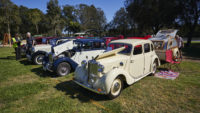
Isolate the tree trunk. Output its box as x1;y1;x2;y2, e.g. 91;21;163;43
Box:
186;28;195;47
35;24;39;34
7;22;11;47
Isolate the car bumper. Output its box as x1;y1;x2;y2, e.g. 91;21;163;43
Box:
43;62;53;72
73;79;106;95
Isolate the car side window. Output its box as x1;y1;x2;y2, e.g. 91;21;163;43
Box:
133;45;142;55
144;43;150;53
151;44;154;51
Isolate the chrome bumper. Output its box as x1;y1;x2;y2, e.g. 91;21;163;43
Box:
73;80;106;95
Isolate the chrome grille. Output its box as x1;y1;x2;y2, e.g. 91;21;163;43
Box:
49;54;53;63
88;62;98;75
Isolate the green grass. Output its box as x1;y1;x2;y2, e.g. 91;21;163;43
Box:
0;45;200;113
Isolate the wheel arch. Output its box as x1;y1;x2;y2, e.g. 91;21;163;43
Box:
104;68;133;94
53;57;78;72
32;51;47;60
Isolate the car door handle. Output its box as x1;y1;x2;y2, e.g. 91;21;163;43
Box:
130;60;134;63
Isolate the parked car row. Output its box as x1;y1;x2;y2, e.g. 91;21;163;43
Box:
22;29;181;99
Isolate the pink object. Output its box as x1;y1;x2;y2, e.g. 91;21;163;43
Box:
154;70;179;80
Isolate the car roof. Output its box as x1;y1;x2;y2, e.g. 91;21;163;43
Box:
74;38;104;43
110;39;152;45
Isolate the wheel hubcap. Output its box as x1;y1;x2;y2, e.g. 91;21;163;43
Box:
36;55;44;64
111;79;121;96
60;67;68;75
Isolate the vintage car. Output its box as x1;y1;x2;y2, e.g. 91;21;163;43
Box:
102;35;124;46
149;29;181;61
26;38;73;65
127;35;152;40
34;36;57;45
74;39;160;99
43;39;106;76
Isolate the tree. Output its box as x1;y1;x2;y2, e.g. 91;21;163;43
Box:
77;4;107;31
46;0;63;36
27;9;43;34
0;0;22;39
0;0;14;35
177;0;200;46
62;5;80;34
109;7;130;36
125;0;180;34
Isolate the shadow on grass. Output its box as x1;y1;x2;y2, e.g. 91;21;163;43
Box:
0;56;16;60
31;66;57;78
55;80;109;102
182;43;200;60
19;59;33;65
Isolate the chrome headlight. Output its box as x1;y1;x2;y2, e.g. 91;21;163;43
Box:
97;63;104;72
81;60;87;66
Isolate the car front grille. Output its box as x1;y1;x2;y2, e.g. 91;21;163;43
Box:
88;61;100;85
49;54;53;63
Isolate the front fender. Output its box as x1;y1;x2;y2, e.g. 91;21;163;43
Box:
104;68;134;94
53;57;78;71
32;51;47;60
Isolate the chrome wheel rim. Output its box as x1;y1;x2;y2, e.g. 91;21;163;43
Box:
111;78;122;96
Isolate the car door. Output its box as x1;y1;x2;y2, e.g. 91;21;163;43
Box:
129;44;144;78
144;43;152;74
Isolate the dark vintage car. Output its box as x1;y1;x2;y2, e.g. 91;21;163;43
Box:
43;38;106;76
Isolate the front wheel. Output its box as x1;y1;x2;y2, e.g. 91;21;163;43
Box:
152;61;157;75
56;62;71;76
33;54;44;65
108;77;123;99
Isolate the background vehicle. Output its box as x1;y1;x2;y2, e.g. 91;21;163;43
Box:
43;39;106;76
102;35;124;46
26;37;72;65
149;29;180;61
74;39;160;99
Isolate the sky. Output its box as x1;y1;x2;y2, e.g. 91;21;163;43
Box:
11;0;125;22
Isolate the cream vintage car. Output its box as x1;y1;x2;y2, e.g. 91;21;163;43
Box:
74;39;160;99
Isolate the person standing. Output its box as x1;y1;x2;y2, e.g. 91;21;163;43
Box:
176;35;184;58
26;32;34;55
12;34;21;60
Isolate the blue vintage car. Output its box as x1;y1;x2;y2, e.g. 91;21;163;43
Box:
43;38;106;76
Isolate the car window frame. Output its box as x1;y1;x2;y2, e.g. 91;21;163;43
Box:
133;44;143;55
144;43;150;53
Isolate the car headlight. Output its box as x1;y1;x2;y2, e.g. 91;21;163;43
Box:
97;63;104;72
81;60;87;66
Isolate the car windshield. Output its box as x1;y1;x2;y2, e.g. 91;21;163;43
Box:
108;43;132;54
49;39;56;45
74;41;105;50
152;41;164;50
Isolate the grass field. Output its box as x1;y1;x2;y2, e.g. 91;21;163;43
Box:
0;45;200;113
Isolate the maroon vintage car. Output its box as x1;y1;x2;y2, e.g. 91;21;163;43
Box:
127;35;152;40
103;35;124;46
34;37;58;45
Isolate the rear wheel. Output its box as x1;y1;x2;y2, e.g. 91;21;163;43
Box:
108;77;123;99
152;61;157;75
33;54;44;65
56;62;71;76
